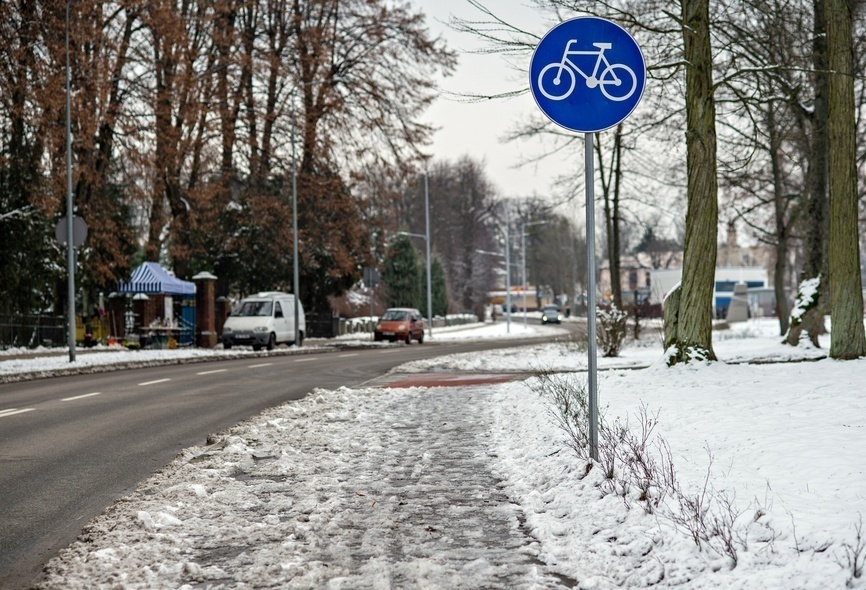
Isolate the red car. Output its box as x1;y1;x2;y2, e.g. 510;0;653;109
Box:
374;307;425;344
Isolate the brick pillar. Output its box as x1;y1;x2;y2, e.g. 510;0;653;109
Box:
193;271;217;348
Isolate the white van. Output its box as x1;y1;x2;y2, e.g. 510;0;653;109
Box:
222;292;306;350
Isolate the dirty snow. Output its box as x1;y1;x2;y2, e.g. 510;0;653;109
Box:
17;318;866;588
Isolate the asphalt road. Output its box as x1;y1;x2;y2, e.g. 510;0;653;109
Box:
0;333;561;589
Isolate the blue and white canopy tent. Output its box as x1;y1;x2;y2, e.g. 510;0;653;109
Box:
117;261;196;295
117;262;196;344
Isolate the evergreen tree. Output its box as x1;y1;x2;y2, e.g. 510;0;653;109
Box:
382;234;420;309
0;204;58;318
0;144;59;317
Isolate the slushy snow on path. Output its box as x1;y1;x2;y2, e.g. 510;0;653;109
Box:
20;319;866;588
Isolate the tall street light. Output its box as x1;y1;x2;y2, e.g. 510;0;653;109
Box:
504;205;512;333
423;166;432;338
521;220;547;329
289;78;336;346
65;0;75;362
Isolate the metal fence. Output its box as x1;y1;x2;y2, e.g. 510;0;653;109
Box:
0;314;68;349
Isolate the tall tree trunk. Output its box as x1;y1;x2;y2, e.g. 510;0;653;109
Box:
786;0;829;347
825;0;866;359
611;124;623;310
666;0;718;364
768;104;791;335
214;0;239;183
597;125;623;310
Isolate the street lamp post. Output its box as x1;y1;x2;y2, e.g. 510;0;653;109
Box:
65;0;75;362
521;220;547;329
504;206;511;333
423;167;432;338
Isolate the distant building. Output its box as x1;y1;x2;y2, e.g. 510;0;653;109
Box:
598;252;682;306
648;266;770;319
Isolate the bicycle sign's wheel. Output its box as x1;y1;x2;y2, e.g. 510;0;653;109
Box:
598;64;637;102
538;63;576;101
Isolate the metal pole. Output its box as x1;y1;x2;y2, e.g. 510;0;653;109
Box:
505;205;511;333
65;0;76;362
585;132;598;461
424;168;432;338
522;228;527;329
369;232;375;342
291;88;300;346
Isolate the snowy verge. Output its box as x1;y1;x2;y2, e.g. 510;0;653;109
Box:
36;355;866;589
0;346;326;384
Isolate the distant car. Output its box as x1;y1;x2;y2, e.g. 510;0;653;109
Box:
541;305;563;324
375;307;425;343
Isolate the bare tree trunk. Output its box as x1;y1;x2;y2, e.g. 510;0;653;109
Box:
667;0;718;364
825;0;866;359
786;0;829;347
611;124;624;310
596;125;623;309
768;104;791;335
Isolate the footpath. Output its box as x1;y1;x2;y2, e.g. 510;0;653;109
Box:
35;377;577;588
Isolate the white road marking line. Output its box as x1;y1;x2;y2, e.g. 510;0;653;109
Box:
338;353;359;358
62;392;101;402
294;357;317;362
197;369;228;375
248;363;273;368
0;408;35;418
138;378;171;386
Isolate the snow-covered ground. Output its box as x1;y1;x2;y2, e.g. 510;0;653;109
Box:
18;319;866;588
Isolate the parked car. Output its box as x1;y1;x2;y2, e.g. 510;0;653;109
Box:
222;292;305;350
374;307;425;344
541;304;563;324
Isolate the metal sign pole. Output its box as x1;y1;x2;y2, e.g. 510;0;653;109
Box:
528;15;645;464
585;132;599;461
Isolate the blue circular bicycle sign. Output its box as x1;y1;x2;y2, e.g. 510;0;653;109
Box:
530;17;646;133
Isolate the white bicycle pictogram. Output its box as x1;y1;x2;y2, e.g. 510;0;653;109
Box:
538;39;637;102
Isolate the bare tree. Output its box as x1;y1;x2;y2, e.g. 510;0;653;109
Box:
825;0;866;359
664;0;718;364
712;0;817;336
139;0;216;277
785;0;831;346
596;123;625;309
402;157;498;316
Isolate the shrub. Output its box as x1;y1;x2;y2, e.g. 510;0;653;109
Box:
597;303;628;357
532;372;779;567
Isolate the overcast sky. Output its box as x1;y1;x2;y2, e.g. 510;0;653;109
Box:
418;1;571;201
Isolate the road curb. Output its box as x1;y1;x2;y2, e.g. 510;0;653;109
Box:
0;346;331;385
